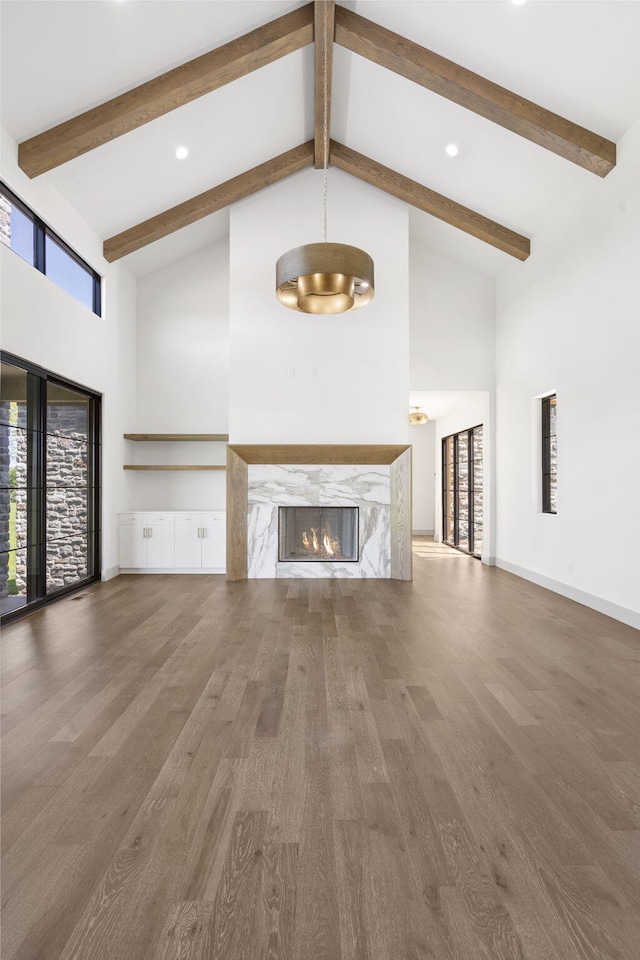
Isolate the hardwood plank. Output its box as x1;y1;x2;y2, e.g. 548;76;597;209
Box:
314;1;336;169
331;140;531;260
207;810;268;960
18;5;314;177
334;6;616;177
103;142;314;261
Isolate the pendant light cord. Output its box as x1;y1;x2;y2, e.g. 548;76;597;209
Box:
322;1;329;243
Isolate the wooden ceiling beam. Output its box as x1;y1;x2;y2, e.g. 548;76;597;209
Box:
330;140;530;260
314;1;336;169
334;6;615;177
103;141;314;262
18;4;314;179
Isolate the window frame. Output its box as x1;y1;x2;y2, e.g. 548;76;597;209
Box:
0;181;102;317
541;394;557;514
1;350;102;625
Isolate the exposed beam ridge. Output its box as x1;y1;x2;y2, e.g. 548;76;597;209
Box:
314;1;336;169
334;6;615;177
18;4;314;179
103;141;314;262
330;140;530;260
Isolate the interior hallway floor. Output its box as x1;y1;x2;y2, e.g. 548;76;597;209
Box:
2;544;640;960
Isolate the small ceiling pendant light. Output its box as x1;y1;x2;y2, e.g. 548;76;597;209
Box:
276;5;374;315
409;406;429;425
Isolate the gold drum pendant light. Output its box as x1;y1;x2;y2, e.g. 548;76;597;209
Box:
276;243;374;314
275;2;374;316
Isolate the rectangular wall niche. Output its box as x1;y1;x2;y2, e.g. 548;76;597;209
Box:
279;507;358;562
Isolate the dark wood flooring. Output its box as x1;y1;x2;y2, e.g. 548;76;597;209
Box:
2;542;640;959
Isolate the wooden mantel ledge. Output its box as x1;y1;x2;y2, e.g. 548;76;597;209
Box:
124;433;229;441
124;465;226;471
228;443;411;465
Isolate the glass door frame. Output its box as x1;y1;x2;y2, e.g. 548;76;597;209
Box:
1;351;101;624
442;424;483;559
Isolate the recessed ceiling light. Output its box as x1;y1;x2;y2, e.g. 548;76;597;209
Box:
175;146;189;160
445;144;459;157
511;0;528;6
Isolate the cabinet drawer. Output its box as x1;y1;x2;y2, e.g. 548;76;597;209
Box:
147;512;174;525
119;513;147;525
202;512;225;524
174;512;202;525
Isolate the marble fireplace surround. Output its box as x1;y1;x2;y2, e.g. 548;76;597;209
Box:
226;445;412;581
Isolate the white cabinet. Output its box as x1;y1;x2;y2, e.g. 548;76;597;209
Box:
201;512;226;569
118;513;175;569
174;512;226;570
119;511;225;573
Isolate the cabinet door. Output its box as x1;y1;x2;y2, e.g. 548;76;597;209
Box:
146;525;175;569
119;525;147;568
174;524;202;569
201;520;226;570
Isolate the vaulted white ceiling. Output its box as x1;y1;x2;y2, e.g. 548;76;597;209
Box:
2;0;639;277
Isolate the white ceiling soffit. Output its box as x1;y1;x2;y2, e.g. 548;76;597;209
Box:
1;1;639;278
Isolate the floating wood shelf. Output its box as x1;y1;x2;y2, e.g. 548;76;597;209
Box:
124;465;226;471
124;434;229;441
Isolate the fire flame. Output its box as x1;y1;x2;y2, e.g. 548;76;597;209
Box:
301;526;341;558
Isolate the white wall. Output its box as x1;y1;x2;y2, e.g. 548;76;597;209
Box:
411;420;436;533
495;118;640;628
433;394;492;560
0;128;137;580
132;241;229;510
410;241;495;391
409;241;495;538
229;168;410;444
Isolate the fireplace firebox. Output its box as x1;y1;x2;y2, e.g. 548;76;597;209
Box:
278;507;359;562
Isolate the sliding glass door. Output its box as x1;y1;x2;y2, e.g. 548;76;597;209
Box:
1;354;100;621
442;425;483;558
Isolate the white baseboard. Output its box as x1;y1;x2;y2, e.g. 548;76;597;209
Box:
119;568;226;575
101;566;120;582
495;558;640;630
412;529;435;536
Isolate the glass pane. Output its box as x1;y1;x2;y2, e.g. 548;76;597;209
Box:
458;519;469;550
549;396;557;435
47;488;89;543
0;194;35;265
46;435;88;485
473;426;484;458
457;433;469;461
46;536;88;593
444;436;453;465
549;479;558;513
45;235;94;311
473;524;483;556
47;384;89;437
444;514;454;543
0;362;30;427
0;548;28;616
457;488;469;522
